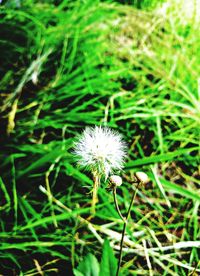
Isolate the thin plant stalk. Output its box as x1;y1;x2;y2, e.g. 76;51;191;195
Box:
113;187;125;222
115;181;141;276
92;172;100;213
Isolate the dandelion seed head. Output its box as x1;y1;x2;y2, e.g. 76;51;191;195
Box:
73;126;127;178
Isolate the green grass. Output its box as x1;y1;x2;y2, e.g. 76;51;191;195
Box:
0;0;199;275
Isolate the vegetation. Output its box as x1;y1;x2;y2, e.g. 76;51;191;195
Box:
0;0;199;275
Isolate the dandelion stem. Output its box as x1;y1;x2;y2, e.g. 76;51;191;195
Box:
113;187;126;222
116;220;127;276
116;181;141;276
92;173;99;214
126;181;141;221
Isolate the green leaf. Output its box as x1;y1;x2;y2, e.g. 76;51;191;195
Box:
0;177;11;210
99;239;117;276
16;147;65;179
125;147;198;168
151;165;171;208
74;253;100;276
20;206;92;230
63;162;93;185
73;269;84;276
160;178;200;202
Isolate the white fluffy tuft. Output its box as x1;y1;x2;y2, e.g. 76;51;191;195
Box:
73;126;127;178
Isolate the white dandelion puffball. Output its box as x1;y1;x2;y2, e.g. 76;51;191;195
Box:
73;126;127;178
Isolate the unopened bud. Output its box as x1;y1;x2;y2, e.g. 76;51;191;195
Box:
135;172;149;184
109;175;123;187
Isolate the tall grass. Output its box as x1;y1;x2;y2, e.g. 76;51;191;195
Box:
0;0;199;275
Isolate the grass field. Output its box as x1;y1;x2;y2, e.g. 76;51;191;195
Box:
0;0;199;275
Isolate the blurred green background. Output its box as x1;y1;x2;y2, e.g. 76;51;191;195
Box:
0;0;199;275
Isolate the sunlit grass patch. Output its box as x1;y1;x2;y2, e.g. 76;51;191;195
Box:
0;0;199;275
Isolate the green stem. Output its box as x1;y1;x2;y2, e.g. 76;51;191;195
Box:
113;187;126;222
126;181;141;221
92;173;99;214
115;181;141;276
116;221;126;276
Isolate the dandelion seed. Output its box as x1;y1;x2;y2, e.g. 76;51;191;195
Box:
73;126;127;179
73;126;127;212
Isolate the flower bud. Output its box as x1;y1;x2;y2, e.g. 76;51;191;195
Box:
109;175;122;187
135;172;149;184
